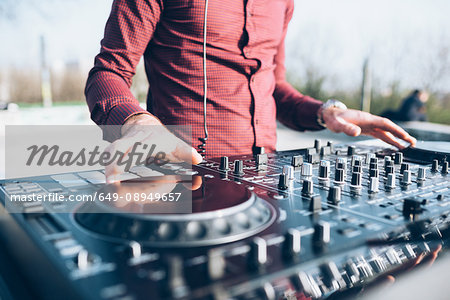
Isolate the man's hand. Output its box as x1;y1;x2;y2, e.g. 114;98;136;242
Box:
322;108;417;149
104;114;203;183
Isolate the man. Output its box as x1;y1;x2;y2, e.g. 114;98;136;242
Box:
382;89;429;122
85;0;416;182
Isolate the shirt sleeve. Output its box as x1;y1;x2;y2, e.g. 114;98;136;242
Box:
85;0;163;131
272;0;324;131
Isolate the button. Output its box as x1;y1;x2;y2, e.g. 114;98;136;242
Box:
336;157;347;170
128;241;142;258
75;249;95;270
386;173;396;189
403;198;423;216
369;177;379;193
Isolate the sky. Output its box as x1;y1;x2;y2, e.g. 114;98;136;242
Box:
0;0;449;92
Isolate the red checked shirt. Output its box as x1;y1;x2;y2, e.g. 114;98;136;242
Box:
85;0;324;158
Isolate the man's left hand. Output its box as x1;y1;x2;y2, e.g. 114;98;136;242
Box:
322;108;417;149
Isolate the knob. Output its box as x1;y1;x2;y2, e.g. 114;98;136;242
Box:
344;260;360;283
248;237;267;269
369;161;378;171
442;161;448;174
369;168;379;178
302;180;313;196
256;153;268;165
327;186;341;204
321;261;344;289
282;228;301;260
384;156;392;167
313;221;330;245
257;283;276;300
314;139;321;152
351;172;362;187
347;145;356;156
336;157;347;170
301;163;313;177
365;153;376;164
327;141;334;152
75;249;94;270
253;146;265;155
282;165;295;180
400;163;410;174
219;156;229;171
309;195;322;212
334;168;344;183
207;249;226;280
432;159;439;172
352;156;362;167
417;167;427;181
318;160;330;179
278;174;288;190
291;155;303;168
291;272;322;299
163;256;188;297
352;165;362;173
320;146;331;156
369;177;379;193
394;152;403;165
234;160;244;175
128;241;142;258
385;165;394;176
402;170;412;185
403;198;423;216
386;173;396;189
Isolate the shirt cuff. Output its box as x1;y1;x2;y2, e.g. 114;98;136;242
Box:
295;97;324;130
103;102;150;141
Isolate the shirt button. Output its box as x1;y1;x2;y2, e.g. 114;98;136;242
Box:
251;77;255;83
255;119;259;125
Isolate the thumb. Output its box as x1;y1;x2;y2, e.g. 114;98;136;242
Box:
334;116;362;137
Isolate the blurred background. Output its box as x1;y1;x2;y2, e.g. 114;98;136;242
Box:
0;0;449;129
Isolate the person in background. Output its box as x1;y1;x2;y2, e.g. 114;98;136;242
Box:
381;89;429;122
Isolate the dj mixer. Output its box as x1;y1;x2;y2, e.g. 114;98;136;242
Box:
0;140;449;300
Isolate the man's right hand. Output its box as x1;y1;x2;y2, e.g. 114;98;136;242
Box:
104;114;203;183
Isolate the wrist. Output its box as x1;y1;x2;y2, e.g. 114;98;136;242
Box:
121;113;162;136
317;99;347;128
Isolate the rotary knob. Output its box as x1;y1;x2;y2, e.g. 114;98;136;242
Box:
301;163;313;177
318;160;330;180
417;167;427;181
278;174;288;190
282;165;295;180
291;155;303;168
334;168;344;184
442;162;449;175
219;156;229;171
386;173;396;189
327;186;341;204
314;139;321;152
336;157;347;171
402;170;412;185
394;152;403;165
400;163;410;174
128;241;142;259
432;159;439;172
309;195;322;212
351;172;362;187
347;145;356;156
369;177;379;193
369;168;379;178
234;160;244;175
302;180;313;196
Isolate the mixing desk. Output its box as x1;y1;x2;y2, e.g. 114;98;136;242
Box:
0;140;449;300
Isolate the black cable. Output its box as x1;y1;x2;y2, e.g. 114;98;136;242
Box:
197;0;209;157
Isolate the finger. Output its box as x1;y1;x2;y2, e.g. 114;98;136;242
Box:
370;129;405;149
370;117;417;146
329;116;362;136
171;143;203;164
